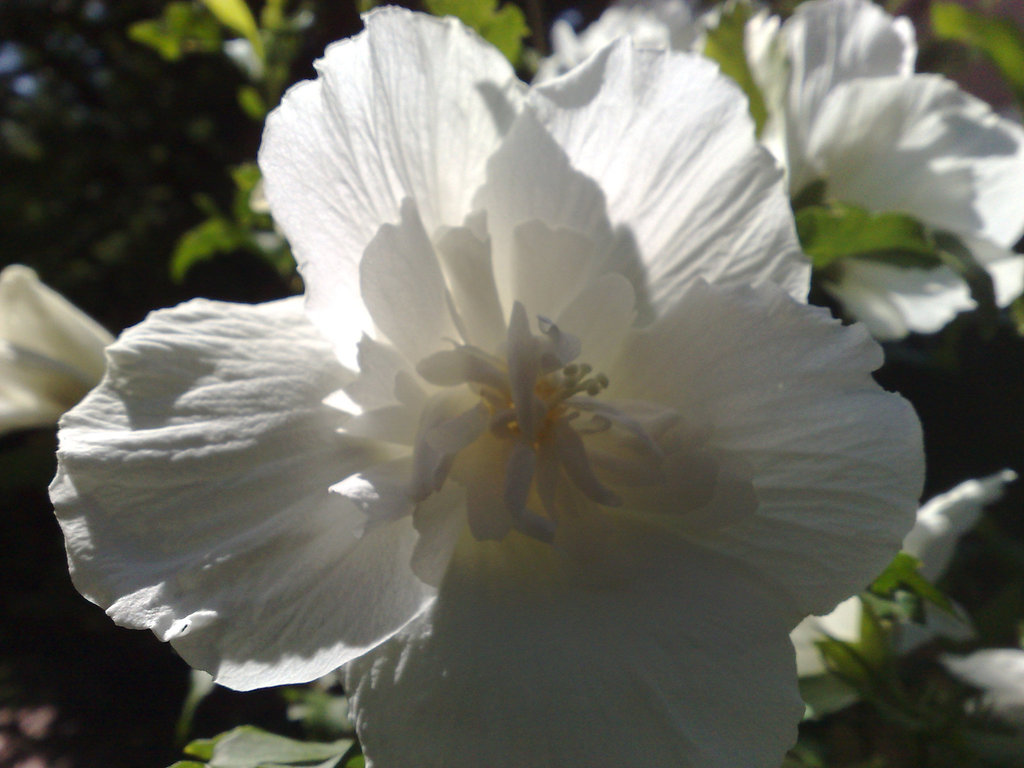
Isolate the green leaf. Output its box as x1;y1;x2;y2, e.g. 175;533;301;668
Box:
856;600;889;669
200;0;265;61
128;2;223;61
206;726;351;767
795;203;942;271
424;0;528;65
184;736;218;761
703;2;768;135
798;672;860;720
1011;294;1024;336
176;669;216;747
237;85;268;121
932;2;1024;103
816;637;876;687
281;686;353;741
170;216;247;282
869;552;954;613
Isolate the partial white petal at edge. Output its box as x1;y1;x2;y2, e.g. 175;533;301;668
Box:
825;259;973;341
52;297;435;690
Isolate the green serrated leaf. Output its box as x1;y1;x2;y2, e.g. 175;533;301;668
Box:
168;762;208;768
204;726;351;768
932;2;1024;103
424;0;528;65
703;2;768;135
869;552;954;613
796;203;942;271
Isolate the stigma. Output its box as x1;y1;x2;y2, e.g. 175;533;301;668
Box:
410;301;660;543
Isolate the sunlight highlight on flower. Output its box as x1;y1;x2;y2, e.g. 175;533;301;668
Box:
51;9;924;767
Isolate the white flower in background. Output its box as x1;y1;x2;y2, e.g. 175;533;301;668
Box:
0;265;112;435
791;471;1015;714
747;0;1024;340
905;469;1017;582
943;649;1024;727
535;0;704;81
51;9;923;767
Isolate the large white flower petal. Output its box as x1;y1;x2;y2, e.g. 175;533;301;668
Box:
359;198;458;362
52;298;435;690
609;280;923;616
0;265;112;433
346;524;802;768
776;0;915;187
555;272;635;370
259;7;524;362
530;39;809;307
783;0;916;132
807;74;1024;245
824;259;974;341
474;110;621;312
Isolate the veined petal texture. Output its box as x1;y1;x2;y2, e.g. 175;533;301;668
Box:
259;8;525;364
52;298;435;690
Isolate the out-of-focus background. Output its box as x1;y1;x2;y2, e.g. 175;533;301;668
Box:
2;1;1023;766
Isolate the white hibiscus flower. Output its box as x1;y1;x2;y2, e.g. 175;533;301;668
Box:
748;0;1024;339
535;0;704;82
51;9;923;767
0;265;112;435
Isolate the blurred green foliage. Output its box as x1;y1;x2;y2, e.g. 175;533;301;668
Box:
703;0;769;135
424;0;529;65
932;2;1024;106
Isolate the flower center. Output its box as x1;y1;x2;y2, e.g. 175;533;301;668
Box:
411;301;665;543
